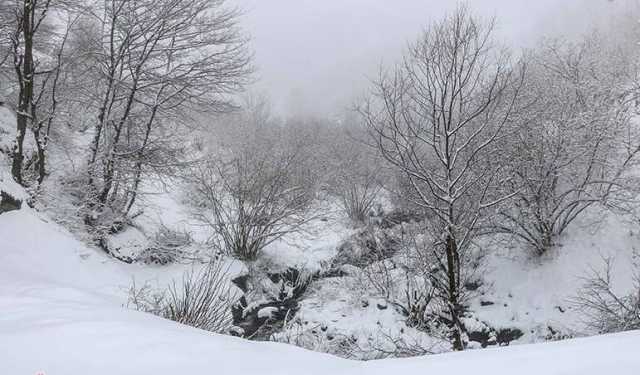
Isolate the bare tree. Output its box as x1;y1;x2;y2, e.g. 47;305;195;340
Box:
495;35;638;255
70;0;251;242
359;7;524;350
2;0;74;185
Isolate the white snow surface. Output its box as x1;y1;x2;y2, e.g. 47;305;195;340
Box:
2;197;640;374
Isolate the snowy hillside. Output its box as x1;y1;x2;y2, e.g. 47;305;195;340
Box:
1;203;640;374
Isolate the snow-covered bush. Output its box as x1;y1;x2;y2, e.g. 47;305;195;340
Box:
573;256;640;334
494;35;639;255
358;221;485;348
272;317;360;359
135;226;194;265
163;262;235;333
333;226;400;268
129;261;235;334
127;281;167;316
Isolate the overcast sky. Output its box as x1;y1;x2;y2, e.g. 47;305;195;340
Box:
233;0;636;118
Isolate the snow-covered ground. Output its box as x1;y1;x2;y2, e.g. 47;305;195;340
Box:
1;188;640;374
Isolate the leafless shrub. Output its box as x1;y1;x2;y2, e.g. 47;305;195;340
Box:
135;226;194;265
326;123;385;225
127;279;166;316
273;317;360;359
573;256;640;334
362;330;445;359
361;258;397;301
189;112;318;261
332;173;382;226
164;262;235;333
355;223;479;342
129;261;236;334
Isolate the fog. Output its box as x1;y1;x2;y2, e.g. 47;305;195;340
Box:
233;0;637;117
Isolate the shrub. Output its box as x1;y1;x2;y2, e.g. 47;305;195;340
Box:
189;144;316;261
129;260;235;334
136;226;194;265
573;256;640;334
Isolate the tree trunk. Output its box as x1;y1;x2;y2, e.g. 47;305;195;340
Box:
33;126;46;185
11;115;27;184
446;233;465;351
11;0;34;185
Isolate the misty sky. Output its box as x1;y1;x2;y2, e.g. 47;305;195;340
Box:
233;0;635;117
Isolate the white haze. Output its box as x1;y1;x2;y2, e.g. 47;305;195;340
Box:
233;0;638;117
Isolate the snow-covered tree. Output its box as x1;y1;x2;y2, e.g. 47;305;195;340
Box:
70;0;251;244
495;34;639;255
359;6;524;350
1;0;75;185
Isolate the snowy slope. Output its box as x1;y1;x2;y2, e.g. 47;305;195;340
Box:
2;199;640;374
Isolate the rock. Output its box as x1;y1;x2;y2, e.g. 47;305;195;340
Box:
376;301;388;310
464;280;482;291
467;330;496;348
229;326;245;337
0;191;22;215
231;266;312;340
496;328;524;346
258;306;278;319
231;274;250;293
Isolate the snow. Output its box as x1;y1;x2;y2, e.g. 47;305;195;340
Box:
473;211;638;340
258;306;279;319
362;331;640;374
1;203;640;374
